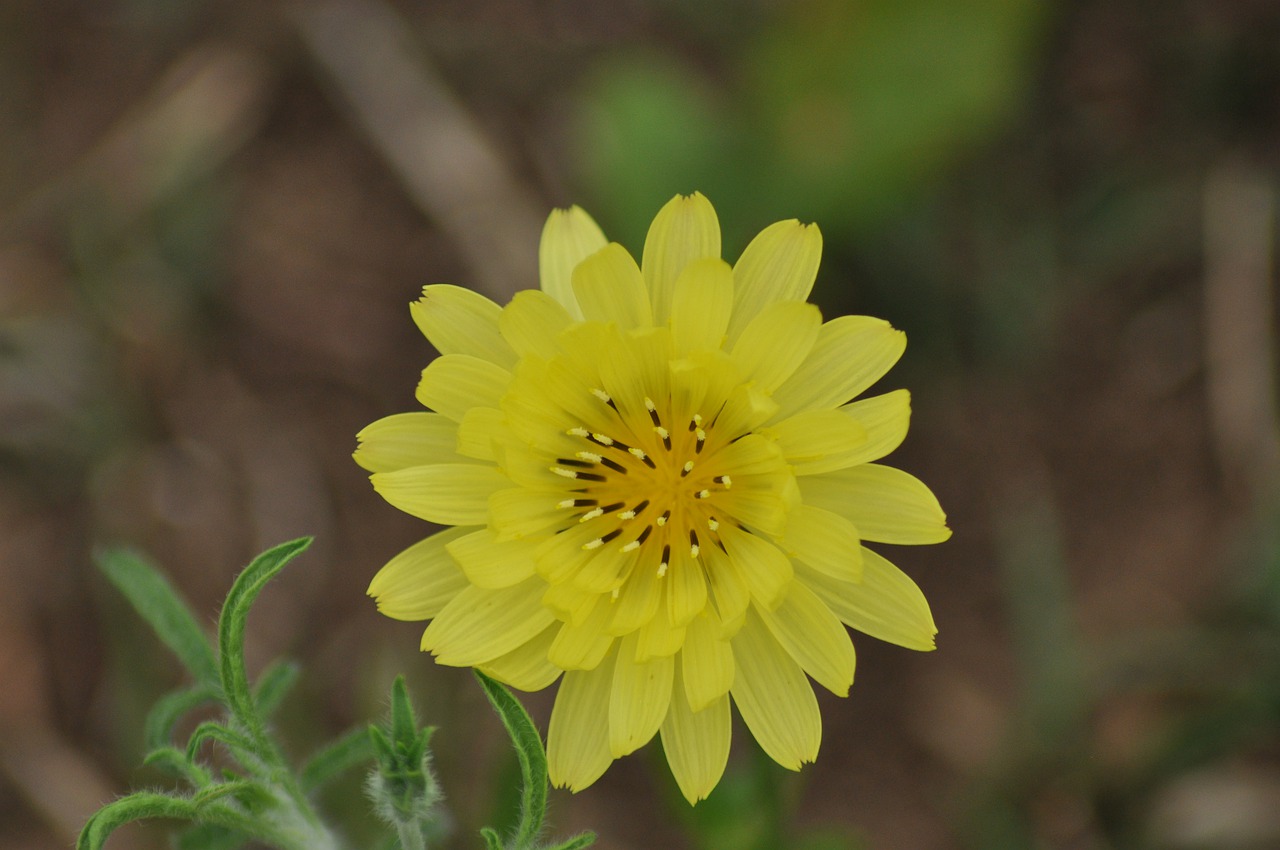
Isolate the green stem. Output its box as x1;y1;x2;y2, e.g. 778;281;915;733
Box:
394;820;426;850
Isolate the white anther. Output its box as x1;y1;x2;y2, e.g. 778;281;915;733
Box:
557;499;577;509
582;538;605;550
657;561;668;577
575;451;603;463
621;540;640;553
654;426;670;440
579;508;604;523
591;433;614;445
629;447;648;460
696;489;711;499
591;388;612;403
656;514;668;526
690;544;700;558
619;510;637;520
567;427;590;437
683;461;694;474
693;413;703;425
707;517;720;531
644;397;657;412
719;475;732;489
552;467;578;479
695;428;706;442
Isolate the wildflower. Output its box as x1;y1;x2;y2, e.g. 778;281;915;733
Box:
357;193;949;803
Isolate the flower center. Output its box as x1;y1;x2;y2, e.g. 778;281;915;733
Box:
551;387;735;586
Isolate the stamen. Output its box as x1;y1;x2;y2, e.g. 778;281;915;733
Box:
611;586;620;601
716;475;732;489
601;502;625;513
690;530;700;558
629;447;657;468
591;388;612;404
557;457;593;468
567;426;590;438
693;413;704;426
658;544;671;577
654;426;670;441
656;511;670;526
590;432;614;446
618;509;636;520
636;526;653;545
583;537;604;550
695;429;706;453
621;540;640;553
696;489;711;499
633;500;650;513
552;467;578;479
558;499;576;509
707;517;720;531
575;451;603;463
558;498;597;509
601;529;622;544
681;460;694;477
579;508;604;523
599;456;627;474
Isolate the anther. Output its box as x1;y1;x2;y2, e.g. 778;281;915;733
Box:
591;388;612;404
656;511;670;526
579;508;604;523
696;489;711;499
567;426;590;438
558;497;598;509
707;517;720;531
621;540;640;553
654;426;670;441
582;537;604;550
658;544;671;577
690;530;700;558
590;433;614;446
629;447;657;468
575;451;603;463
552;467;578;479
716;475;732;489
695;429;706;453
618;509;636;520
681;460;694;477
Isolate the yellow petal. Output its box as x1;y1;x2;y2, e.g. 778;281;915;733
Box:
763;409;867;476
540;205;607;319
456;407;506;462
729;608;821;770
829;389;911;469
548;598;616;670
731;301;822;394
667;546;708;627
641;192;721;324
415;354;511;423
634;596;686;662
354;412;464;473
367;527;472;620
572;243;653;329
701;541;750;638
371;463;508;525
446;528;536;589
421;577;556;666
727;220;822;344
769;316;906;420
608;554;663;635
410;285;516;368
670;257;734;355
756;583;856;697
799;464;951;545
489;488;562;538
717;523;793;609
597;326;673;423
609;633;674;757
680;612;735;711
548;661;616;792
661;683;730;804
499;290;572;359
800;548;936;651
477;623;563;691
780;504;862;583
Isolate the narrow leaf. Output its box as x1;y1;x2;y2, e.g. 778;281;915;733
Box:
142;747;212;787
144;684;220;750
77;792;198;850
480;826;504;850
193;779;274;810
473;670;547;850
217;538;313;742
300;725;375;792
96;548;219;687
186;721;258;765
253;659;301;718
547;833;598;850
176;823;249;850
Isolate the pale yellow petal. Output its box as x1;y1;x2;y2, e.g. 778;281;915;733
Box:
780;504;862;583
661;684;730;804
641;192;721;324
488;488;562;538
572;243;653;329
415;354;511;423
769;316;906;420
730;301;822;394
446;528;536;589
634;596;686;662
799;549;937;651
729;608;821;770
756;583;856;696
608;554;663;635
597;326;673;424
367;526;472;620
354;412;464;473
609;633;674;757
827;389;911;469
666;546;708;627
421;577;556;666
717;523;793;609
456;407;505;462
540;205;607;319
680;612;735;711
371;463;508;526
410;284;516;368
499;290;572;359
726;220;822;344
477;623;563;691
701;541;750;637
762;409;867;476
548;661;616;791
670;257;734;355
798;464;951;545
548;597;616;670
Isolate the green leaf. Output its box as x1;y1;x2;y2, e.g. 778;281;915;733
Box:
175;823;249;850
253;659;301;718
217;537;313;743
144;684;220;750
300;725;375;792
77;791;198;850
186;721;258;765
142;747;212;787
96;548;219;687
546;834;597;850
192;779;275;811
473;670;547;850
480;826;504;850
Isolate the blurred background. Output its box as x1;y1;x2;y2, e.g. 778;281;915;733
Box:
2;1;1279;848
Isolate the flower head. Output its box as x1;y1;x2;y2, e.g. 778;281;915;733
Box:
357;193;949;803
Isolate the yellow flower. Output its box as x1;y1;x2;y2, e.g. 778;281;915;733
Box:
356;193;949;803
